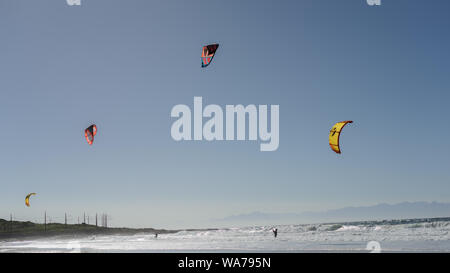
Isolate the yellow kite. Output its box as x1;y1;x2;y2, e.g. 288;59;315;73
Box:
25;193;36;207
329;121;353;154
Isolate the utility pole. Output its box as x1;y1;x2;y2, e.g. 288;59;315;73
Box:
88;215;90;225
95;213;98;227
83;212;86;224
78;216;79;225
10;213;12;232
44;211;47;232
65;213;67;226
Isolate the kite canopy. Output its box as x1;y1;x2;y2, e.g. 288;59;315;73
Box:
25;193;36;207
329;121;353;154
84;124;97;145
201;44;219;67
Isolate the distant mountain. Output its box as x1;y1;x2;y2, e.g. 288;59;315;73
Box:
215;201;450;226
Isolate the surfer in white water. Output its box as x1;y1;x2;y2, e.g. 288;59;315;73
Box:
272;228;278;238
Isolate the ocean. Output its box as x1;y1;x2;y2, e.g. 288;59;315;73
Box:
1;219;450;253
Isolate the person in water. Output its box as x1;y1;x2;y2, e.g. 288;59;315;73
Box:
155;233;158;239
272;228;278;238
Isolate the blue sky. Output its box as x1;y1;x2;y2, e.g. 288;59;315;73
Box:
0;0;449;228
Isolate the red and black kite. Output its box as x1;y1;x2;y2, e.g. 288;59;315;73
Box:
84;124;97;145
201;44;219;68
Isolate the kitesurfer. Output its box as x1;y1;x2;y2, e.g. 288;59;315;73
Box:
272;228;278;238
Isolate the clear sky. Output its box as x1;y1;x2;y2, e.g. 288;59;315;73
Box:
0;0;449;229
